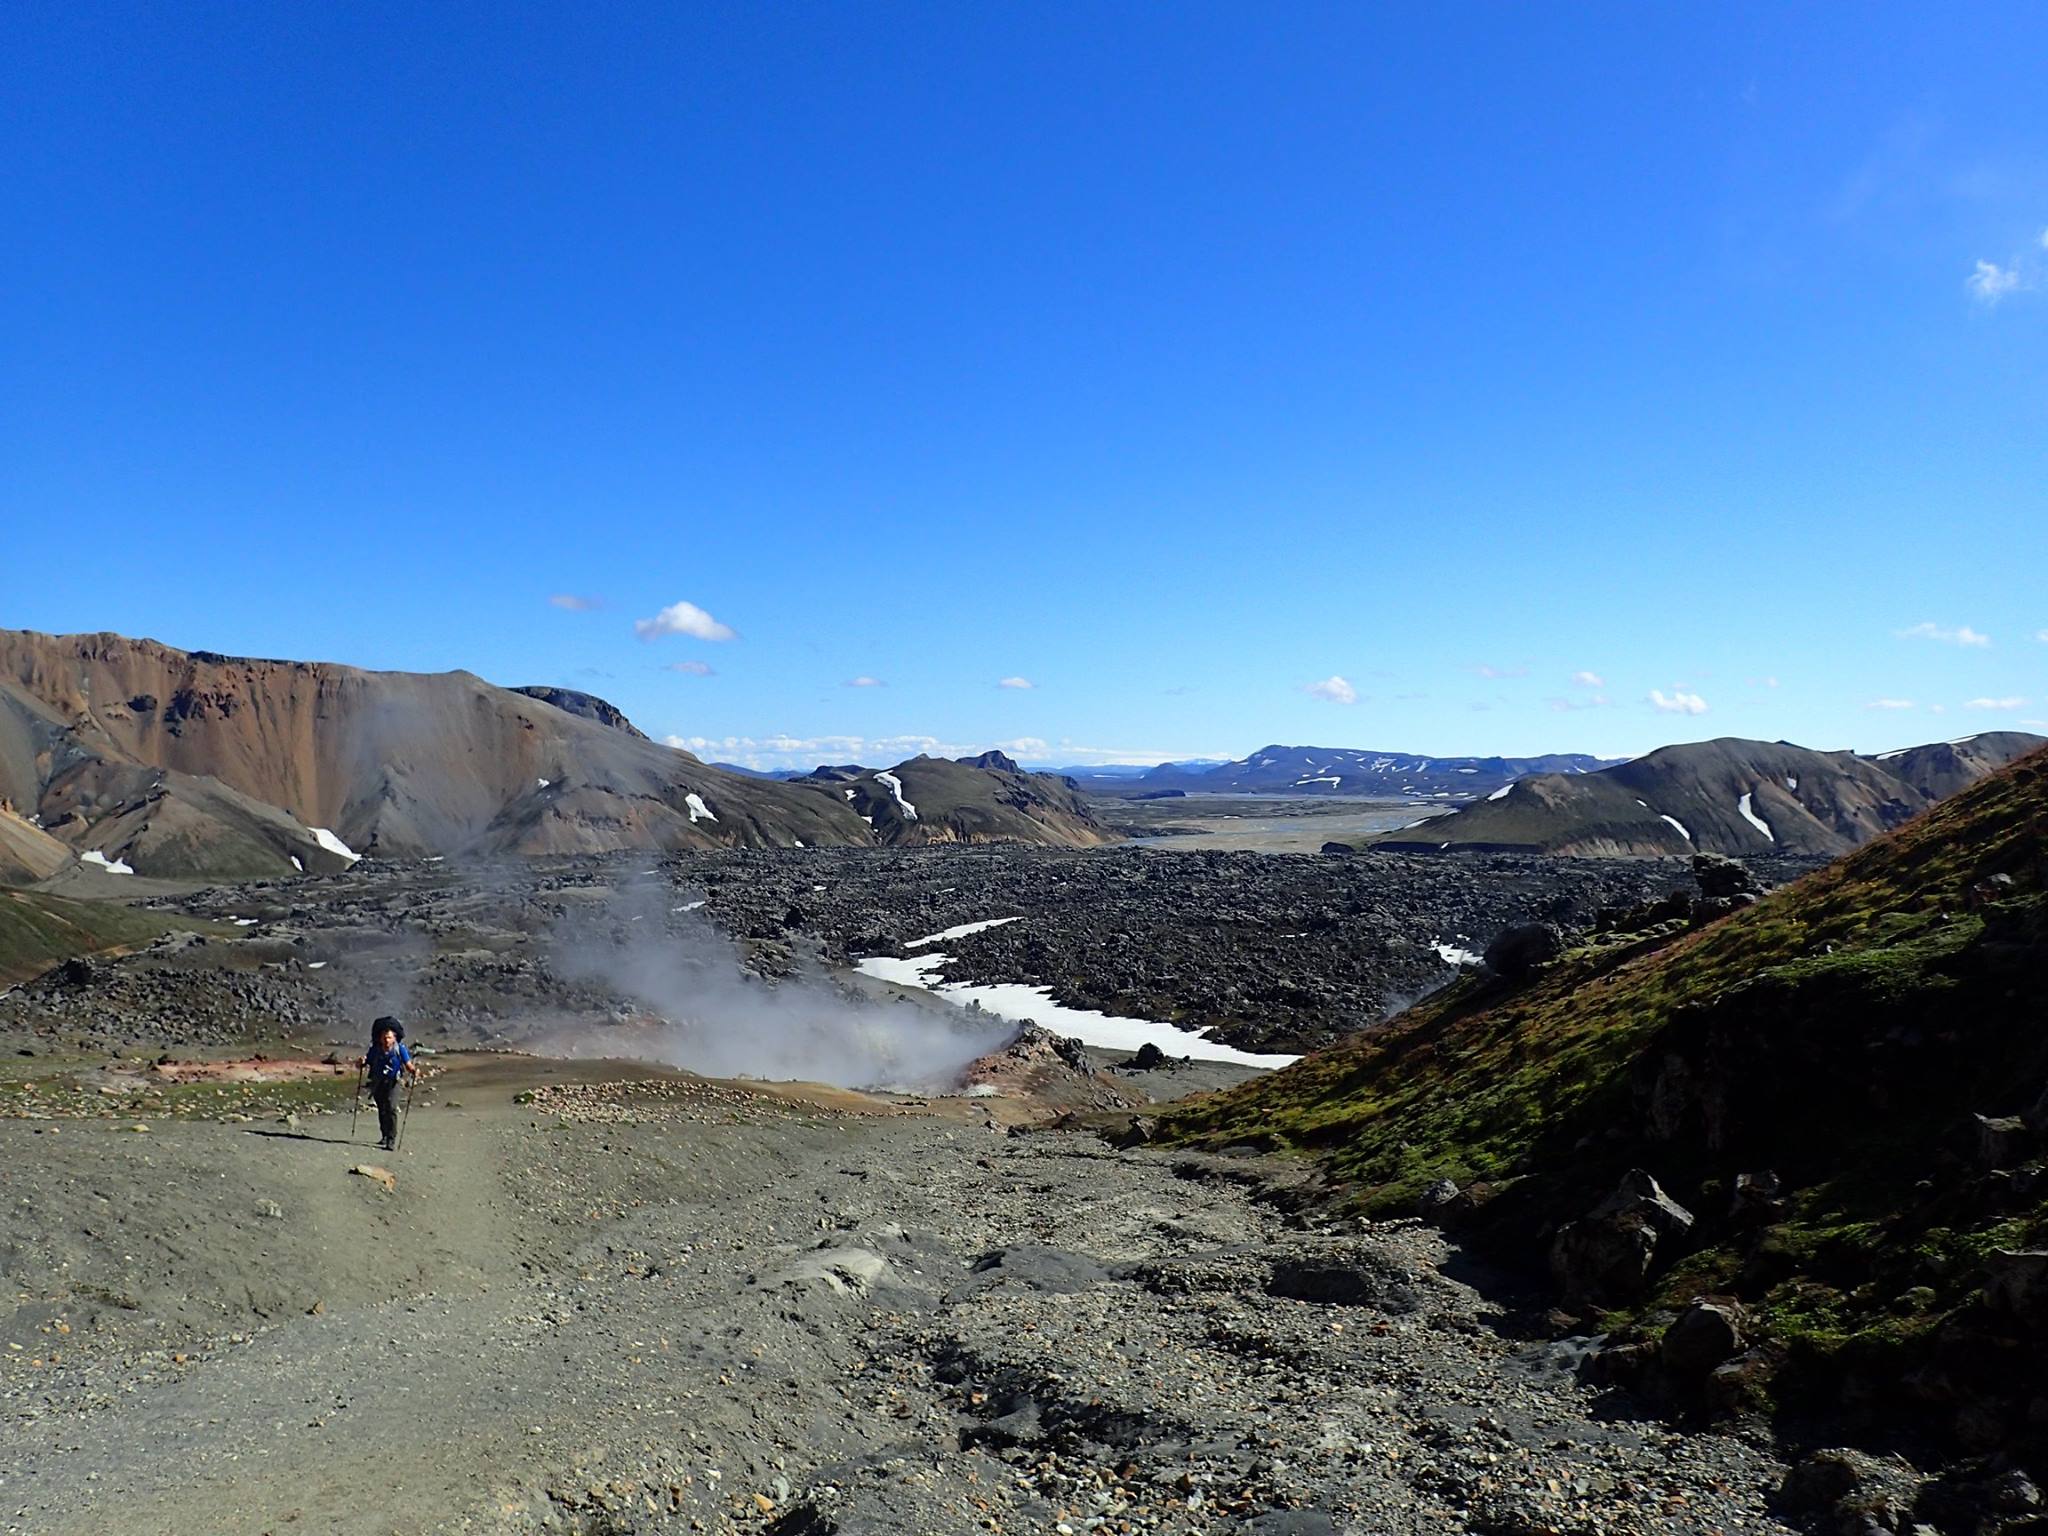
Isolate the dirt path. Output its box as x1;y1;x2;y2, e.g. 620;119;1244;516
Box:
3;1063;1798;1536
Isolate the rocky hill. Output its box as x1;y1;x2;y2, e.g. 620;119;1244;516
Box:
1094;745;1609;800
0;630;1110;879
1375;733;2044;857
1171;745;2048;1478
798;752;1114;847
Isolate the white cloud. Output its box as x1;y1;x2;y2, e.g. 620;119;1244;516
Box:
1474;664;1530;680
844;676;885;688
1967;260;2022;304
1570;670;1605;688
1929;703;1948;715
1865;698;1916;711
1547;694;1610;712
1898;621;1991;648
2040;229;2048;251
997;676;1035;690
1965;696;2027;711
665;660;714;677
2036;629;2048;644
634;600;737;642
549;594;602;612
1649;688;1708;715
1304;675;1358;705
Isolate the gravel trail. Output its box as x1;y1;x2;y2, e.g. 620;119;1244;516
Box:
3;1060;1796;1535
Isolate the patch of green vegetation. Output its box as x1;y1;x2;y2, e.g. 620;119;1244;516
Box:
1162;749;2048;1438
0;890;210;985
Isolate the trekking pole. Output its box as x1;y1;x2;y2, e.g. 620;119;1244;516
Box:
349;1062;365;1144
395;1071;416;1152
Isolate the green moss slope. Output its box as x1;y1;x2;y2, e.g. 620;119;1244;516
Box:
1166;747;2048;1449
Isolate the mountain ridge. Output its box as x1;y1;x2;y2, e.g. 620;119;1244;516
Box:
1373;732;2044;857
0;629;1111;880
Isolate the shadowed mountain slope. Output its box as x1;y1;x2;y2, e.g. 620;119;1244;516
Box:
1375;733;2043;857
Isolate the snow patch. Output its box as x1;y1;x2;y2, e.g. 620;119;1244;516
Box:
310;828;361;864
289;855;303;872
1486;783;1513;802
904;916;1023;949
1294;776;1342;787
873;771;918;820
1433;941;1483;967
673;900;707;913
685;793;717;823
537;777;551;789
80;850;134;875
1659;814;1694;842
853;952;1297;1069
1737;792;1775;842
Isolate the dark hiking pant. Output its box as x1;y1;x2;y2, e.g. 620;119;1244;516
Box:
372;1079;400;1147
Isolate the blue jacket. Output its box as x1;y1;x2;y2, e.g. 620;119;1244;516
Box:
367;1042;411;1085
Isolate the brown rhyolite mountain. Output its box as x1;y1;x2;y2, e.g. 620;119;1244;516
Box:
0;630;1111;880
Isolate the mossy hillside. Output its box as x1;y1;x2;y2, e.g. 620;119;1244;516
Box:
0;890;197;986
1164;749;2048;1445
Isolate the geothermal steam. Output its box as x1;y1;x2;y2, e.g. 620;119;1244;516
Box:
546;876;1015;1090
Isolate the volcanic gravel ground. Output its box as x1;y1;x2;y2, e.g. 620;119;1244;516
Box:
0;1063;1798;1536
0;848;1817;1058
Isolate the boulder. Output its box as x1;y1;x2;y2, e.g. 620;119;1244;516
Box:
1691;852;1764;901
1778;1448;1925;1536
1981;1250;2048;1330
1973;1113;2034;1170
1416;1177;1461;1215
1660;1296;1746;1377
1550;1169;1695;1306
1730;1169;1787;1225
1484;922;1566;982
1319;841;1356;855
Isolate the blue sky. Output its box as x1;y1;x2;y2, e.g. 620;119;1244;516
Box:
3;4;2044;770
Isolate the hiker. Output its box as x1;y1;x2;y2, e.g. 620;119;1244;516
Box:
360;1016;419;1151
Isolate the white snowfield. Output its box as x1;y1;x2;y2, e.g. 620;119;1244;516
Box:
80;849;134;875
1433;940;1483;967
685;793;717;824
1659;814;1694;842
310;828;361;864
1486;783;1513;802
854;949;1298;1068
873;771;918;820
1785;776;1799;792
537;778;550;789
1294;776;1342;787
1737;792;1775;842
289;855;303;872
904;916;1023;949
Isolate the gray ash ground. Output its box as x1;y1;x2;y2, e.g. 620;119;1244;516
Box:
0;1069;1802;1536
3;846;1817;1057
